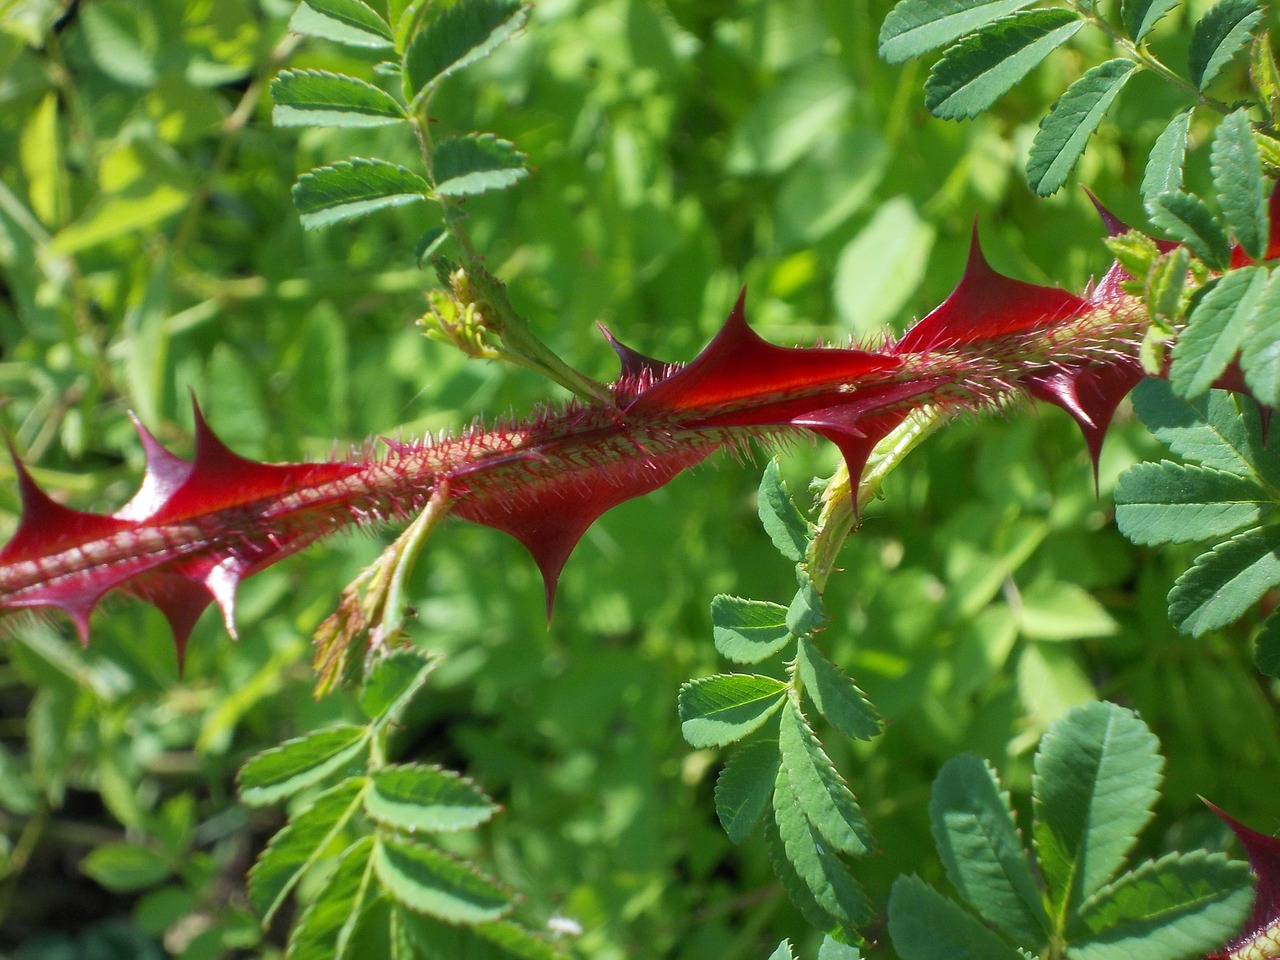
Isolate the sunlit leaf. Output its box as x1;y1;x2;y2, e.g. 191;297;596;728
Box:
1168;525;1280;636
403;0;528;101
678;674;787;748
293;158;430;230
1027;59;1137;196
238;725;367;806
1211;109;1270;260
1122;0;1181;42
878;0;1036;63
1188;0;1264;90
758;460;808;563
795;636;880;741
271;69;406;128
1147;192;1232;269
1141;111;1191;204
433;134;528;198
1170;267;1267;398
711;596;792;664
289;0;393;48
1115;462;1270;546
374;837;512;923
777;700;873;857
365;764;497;833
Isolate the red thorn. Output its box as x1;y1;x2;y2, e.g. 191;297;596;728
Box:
1081;187;1129;237
115;415;192;521
597;323;669;382
1203;799;1280;953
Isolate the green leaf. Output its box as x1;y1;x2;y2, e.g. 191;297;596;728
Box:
758;459;810;562
924;10;1083;120
360;648;438;722
433;134;528;198
238;725;368;806
289;0;394;49
1239;268;1280;406
288;836;378;960
1255;610;1280;677
877;0;1036;63
678;674;787;748
1018;582;1117;641
1171;267;1268;398
795;636;881;740
1027;59;1137;196
248;779;367;922
818;937;862;960
1129;378;1278;479
293;158;430;230
365;764;497;833
1069;851;1253;960
271;70;406;128
403;0;528;101
1115;462;1270;545
399;913;570;960
374;837;512;923
887;874;1025;960
1211;109;1270;260
1189;0;1264;90
767;942;797;960
715;739;780;843
786;570;827;638
80;843;171;893
711;596;792;664
1168;525;1280;636
1122;0;1181;42
772;765;870;932
1147;192;1232;269
929;755;1048;945
1145;245;1192;328
778;700;874;857
1141;112;1191;204
1032;702;1163;913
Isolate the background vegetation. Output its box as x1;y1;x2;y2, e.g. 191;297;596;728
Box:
0;0;1276;957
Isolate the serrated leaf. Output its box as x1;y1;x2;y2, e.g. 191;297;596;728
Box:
1142;112;1191;205
374;837;512;923
679;674;787;748
271;70;405;128
786;570;827;638
1123;0;1181;42
293;159;430;230
1239;268;1280;406
778;700;874;857
1256;609;1280;677
1145;245;1192;327
1189;0;1264;91
924;10;1083;121
360;648;438;722
1028;59;1137;196
288;836;377;960
715;740;781;844
763;816;841;932
1147;192;1232;269
929;755;1048;945
767;941;797;960
1171;267;1268;398
433;134;528;198
403;0;528;101
1168;525;1280;636
399;913;570;960
772;764;870;931
289;0;393;48
1069;851;1253;960
1211;109;1270;260
1032;702;1163;914
758;460;809;562
1252;30;1280;117
248;779;367;922
1115;461;1270;546
365;764;497;833
877;0;1036;63
887;874;1026;960
711;596;792;664
817;937;862;960
795;636;880;741
80;843;172;893
1129;378;1279;480
238;725;368;806
1105;230;1161;280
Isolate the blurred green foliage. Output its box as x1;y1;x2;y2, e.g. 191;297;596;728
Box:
0;0;1276;957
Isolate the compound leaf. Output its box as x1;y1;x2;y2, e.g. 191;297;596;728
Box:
1171;267;1268;399
930;755;1049;944
1069;851;1253;960
271;69;405;128
711;596;792;664
1027;59;1137;196
778;700;874;857
1189;0;1264;91
924;10;1083;120
433;134;528;198
1115;462;1270;545
293;158;430;230
289;0;393;49
1141;111;1191;204
288;836;377;960
888;874;1025;960
1240;269;1280;406
1123;0;1181;42
678;674;787;748
715;739;780;843
878;0;1036;63
1129;379;1278;480
238;725;367;806
365;764;497;833
759;459;809;562
403;0;528;101
1168;525;1280;636
786;570;827;638
1211;109;1270;260
1147;192;1232;270
374;837;512;923
1033;702;1163;914
795;636;881;741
